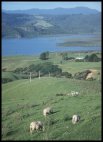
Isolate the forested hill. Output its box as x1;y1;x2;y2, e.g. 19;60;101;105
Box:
2;12;101;38
3;7;99;15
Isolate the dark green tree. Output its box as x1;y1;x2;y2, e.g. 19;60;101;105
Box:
88;54;99;62
40;51;49;60
61;52;68;60
84;55;89;61
84;54;100;62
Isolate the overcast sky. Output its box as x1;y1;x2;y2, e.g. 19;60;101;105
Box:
2;2;101;12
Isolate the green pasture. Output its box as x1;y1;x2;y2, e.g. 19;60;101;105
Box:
2;77;101;140
2;52;101;140
2;51;101;72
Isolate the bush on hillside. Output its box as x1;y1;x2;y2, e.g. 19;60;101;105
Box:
13;67;25;74
61;52;68;60
12;62;73;80
74;70;91;80
2;78;13;84
84;54;101;62
40;51;49;60
13;62;63;77
61;72;72;78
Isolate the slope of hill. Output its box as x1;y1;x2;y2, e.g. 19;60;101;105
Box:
2;71;29;83
2;12;101;38
2;51;101;140
2;77;101;140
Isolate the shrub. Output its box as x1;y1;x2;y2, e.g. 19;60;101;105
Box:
74;70;91;80
40;51;49;60
84;54;101;62
88;54;99;62
84;55;89;61
61;72;72;78
13;67;24;73
2;78;13;84
12;62;73;80
61;52;68;60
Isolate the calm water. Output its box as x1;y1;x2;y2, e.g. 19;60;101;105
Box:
2;34;101;56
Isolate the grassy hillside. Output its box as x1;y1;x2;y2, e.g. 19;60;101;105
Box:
2;72;21;80
2;52;101;83
2;77;101;140
2;52;101;71
2;51;101;140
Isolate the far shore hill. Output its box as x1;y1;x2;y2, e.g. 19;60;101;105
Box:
2;7;101;38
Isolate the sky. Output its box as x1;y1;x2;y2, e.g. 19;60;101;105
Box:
2;2;101;12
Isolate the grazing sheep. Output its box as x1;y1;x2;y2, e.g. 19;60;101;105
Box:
71;91;75;96
72;115;80;124
36;121;44;130
75;92;79;95
71;91;79;96
30;121;37;134
43;107;53;117
66;93;70;96
30;121;44;134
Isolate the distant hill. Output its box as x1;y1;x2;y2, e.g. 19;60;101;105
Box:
2;7;99;15
2;11;101;38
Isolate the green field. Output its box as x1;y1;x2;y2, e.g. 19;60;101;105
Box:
2;52;101;71
2;52;101;140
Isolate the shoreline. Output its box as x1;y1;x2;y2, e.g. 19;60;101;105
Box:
2;50;101;58
2;33;101;40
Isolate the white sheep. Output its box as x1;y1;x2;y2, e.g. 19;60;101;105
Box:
71;91;79;96
66;93;70;96
72;115;80;124
43;107;53;117
71;91;76;96
75;92;79;95
30;121;44;134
